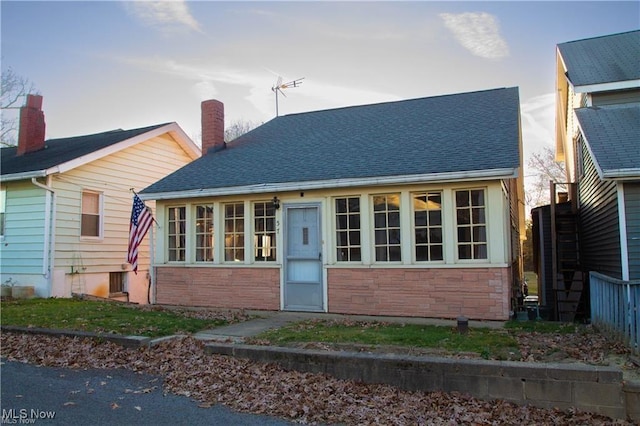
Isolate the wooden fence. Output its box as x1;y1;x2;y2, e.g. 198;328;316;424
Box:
590;272;640;355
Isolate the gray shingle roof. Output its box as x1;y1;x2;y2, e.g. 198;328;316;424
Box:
575;104;640;178
142;87;521;196
1;123;170;176
557;30;640;88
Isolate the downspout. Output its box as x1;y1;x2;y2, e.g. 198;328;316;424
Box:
31;176;55;296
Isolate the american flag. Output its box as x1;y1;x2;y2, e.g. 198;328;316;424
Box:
127;194;153;274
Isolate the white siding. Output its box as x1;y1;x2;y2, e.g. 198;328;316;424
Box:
0;133;195;300
52;134;194;280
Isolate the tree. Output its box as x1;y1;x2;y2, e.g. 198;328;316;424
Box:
224;119;259;142
1;67;38;146
522;146;566;273
525;146;567;209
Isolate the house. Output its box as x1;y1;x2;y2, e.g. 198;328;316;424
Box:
140;88;525;321
532;30;640;321
0;95;200;303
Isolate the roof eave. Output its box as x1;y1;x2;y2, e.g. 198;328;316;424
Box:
140;167;519;201
601;169;640;181
0;169;50;183
55;123;200;174
572;79;640;94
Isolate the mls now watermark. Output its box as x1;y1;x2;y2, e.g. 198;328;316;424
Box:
1;409;56;424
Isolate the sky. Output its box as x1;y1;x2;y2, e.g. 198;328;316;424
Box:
1;1;639;199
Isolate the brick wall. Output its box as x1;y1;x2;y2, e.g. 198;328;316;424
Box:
155;267;280;310
201;99;225;154
328;267;511;320
155;266;510;320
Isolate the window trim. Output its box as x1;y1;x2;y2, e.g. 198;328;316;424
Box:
194;203;215;262
454;187;488;262
411;190;445;263
252;200;277;262
223;201;245;263
80;190;103;240
167;205;187;262
334;195;362;263
371;193;402;263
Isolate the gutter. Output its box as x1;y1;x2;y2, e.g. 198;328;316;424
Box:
30;177;56;294
140;168;519;201
1;170;48;183
572;79;640;94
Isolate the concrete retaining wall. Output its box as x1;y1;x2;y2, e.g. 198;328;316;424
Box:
205;343;635;421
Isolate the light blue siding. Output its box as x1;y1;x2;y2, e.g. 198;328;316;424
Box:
0;182;46;276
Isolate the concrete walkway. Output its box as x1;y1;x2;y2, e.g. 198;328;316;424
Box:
193;310;506;342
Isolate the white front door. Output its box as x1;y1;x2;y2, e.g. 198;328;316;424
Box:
283;204;323;311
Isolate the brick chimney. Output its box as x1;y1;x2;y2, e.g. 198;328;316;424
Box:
17;94;46;156
201;99;225;155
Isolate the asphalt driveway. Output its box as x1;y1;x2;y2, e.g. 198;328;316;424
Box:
1;360;293;426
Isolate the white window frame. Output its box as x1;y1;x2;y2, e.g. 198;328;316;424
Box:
253;200;277;262
80;190;103;240
167;205;187;262
454;188;488;261
334;196;362;263
371;193;402;263
411;190;444;263
223;202;245;263
194;203;215;262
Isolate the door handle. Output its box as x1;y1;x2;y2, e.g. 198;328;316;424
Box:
318;252;322;260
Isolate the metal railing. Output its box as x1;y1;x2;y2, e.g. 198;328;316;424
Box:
590;271;640;355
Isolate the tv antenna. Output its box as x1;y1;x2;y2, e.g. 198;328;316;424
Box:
271;76;304;117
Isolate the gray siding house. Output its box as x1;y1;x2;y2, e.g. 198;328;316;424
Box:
556;30;640;281
534;30;639;328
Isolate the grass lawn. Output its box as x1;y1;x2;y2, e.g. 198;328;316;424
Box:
254;319;576;360
0;298;230;338
524;271;538;296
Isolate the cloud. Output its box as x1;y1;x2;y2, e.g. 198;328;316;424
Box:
439;12;509;59
124;1;202;34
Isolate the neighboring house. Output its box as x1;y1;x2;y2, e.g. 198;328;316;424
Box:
556;30;640;280
140;88;525;321
0;95;200;303
532;30;639;320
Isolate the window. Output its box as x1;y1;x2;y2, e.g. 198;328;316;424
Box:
168;206;186;261
224;203;244;262
0;187;5;238
81;191;101;237
109;272;124;294
373;194;401;261
413;192;443;261
455;189;487;260
335;197;361;261
254;201;276;261
195;204;214;262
